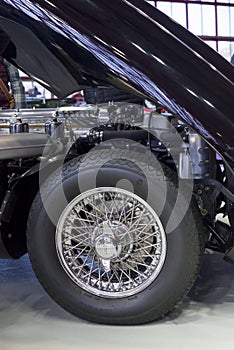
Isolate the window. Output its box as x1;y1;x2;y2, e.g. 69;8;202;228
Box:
146;1;234;61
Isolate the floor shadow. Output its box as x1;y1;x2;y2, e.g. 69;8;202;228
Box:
0;255;80;328
190;251;234;303
1;251;234;328
161;250;234;324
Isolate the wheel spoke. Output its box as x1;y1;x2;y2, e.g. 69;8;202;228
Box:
56;187;166;298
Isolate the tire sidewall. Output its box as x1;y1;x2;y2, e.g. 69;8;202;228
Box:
28;160;201;324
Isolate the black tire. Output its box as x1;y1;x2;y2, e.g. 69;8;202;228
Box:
27;149;205;325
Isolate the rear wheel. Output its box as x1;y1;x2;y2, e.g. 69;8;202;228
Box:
27;149;205;325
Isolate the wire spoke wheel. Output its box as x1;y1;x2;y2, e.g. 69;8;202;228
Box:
56;187;167;298
28;151;204;324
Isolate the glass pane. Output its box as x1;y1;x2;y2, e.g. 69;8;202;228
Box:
204;41;217;51
188;4;202;35
230;7;234;35
230;44;234;64
201;5;216;35
146;1;156;7
218;41;232;61
217;6;231;36
157;2;172;17
153;0;234;57
171;3;186;27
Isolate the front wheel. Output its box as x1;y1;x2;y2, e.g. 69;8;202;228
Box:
27;149;205;325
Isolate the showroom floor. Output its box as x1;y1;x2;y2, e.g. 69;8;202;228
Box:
1;251;234;350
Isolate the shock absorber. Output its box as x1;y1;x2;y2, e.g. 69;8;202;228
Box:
188;132;214;179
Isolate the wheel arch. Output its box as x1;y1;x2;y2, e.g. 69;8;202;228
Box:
0;157;65;258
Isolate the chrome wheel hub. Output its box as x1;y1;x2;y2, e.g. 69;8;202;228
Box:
94;233;120;260
92;220;132;261
56;187;167;298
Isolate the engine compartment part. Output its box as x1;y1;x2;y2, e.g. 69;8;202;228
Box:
0;133;63;159
189;132;213;179
45;118;65;139
79;125;149;144
10;119;29;133
0;104;232;261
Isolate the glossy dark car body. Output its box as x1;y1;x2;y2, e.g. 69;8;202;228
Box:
0;0;233;167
